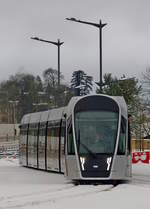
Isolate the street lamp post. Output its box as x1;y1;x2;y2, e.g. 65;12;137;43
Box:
66;18;107;93
31;37;64;87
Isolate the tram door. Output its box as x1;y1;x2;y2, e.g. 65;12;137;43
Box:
27;124;35;167
38;123;46;170
126;119;132;178
47;122;59;172
114;116;129;178
19;126;28;166
65;118;79;180
60;120;66;173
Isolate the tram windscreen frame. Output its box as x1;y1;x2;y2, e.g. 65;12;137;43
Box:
74;96;119;155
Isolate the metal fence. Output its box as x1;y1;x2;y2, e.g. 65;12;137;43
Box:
0;140;19;158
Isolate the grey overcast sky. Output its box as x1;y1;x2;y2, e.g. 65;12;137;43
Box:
0;0;150;84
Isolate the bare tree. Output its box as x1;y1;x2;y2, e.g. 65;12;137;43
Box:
43;68;64;88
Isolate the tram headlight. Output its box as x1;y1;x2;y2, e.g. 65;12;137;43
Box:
106;157;112;171
80;157;86;171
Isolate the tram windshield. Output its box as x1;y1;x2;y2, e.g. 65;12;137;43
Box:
75;111;118;154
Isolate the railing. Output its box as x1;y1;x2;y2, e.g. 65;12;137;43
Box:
0;140;19;158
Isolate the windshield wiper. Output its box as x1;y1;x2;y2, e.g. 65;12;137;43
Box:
77;130;97;158
80;142;97;158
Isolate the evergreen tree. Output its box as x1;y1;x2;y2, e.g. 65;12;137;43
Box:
71;70;93;96
100;73;141;110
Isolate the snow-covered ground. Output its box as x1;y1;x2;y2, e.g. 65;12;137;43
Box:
0;157;150;209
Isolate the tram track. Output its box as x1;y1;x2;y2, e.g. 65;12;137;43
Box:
0;184;115;209
0;184;75;201
131;176;150;186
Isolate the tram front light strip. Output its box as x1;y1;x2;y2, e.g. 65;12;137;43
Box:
80;157;85;171
80;156;112;171
106;157;112;171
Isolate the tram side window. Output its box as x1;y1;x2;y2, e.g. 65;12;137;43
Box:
67;124;75;155
39;127;45;137
117;117;126;155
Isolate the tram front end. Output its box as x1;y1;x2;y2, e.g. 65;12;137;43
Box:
65;95;131;182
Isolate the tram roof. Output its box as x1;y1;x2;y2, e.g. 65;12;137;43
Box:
47;107;65;122
21;107;66;125
111;96;127;117
21;113;31;124
21;94;128;125
66;94;127;118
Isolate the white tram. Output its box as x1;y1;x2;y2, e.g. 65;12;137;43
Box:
19;94;132;181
